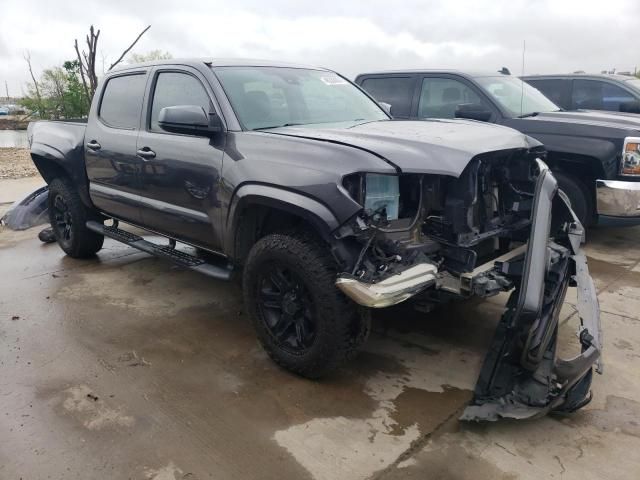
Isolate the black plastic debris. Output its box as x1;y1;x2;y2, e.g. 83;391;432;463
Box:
0;185;49;230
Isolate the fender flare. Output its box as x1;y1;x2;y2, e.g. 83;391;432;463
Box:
30;143;93;208
224;183;342;258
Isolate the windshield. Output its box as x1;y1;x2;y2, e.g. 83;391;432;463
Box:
475;76;560;117
625;78;640;91
213;66;389;130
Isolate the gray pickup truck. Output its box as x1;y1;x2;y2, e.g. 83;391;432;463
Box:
28;59;601;420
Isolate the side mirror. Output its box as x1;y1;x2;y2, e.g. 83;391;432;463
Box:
620;100;640;114
158;105;223;135
455;103;493;122
379;102;392;116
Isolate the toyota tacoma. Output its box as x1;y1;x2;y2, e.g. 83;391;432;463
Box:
28;59;601;420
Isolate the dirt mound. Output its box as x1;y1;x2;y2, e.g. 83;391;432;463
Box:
0;148;37;179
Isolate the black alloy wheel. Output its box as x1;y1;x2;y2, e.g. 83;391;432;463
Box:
257;264;317;354
51;193;74;246
243;231;370;378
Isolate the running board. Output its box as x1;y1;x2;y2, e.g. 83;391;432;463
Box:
86;221;233;280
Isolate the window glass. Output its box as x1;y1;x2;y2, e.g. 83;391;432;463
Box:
572;79;635;111
525;79;569;108
99;74;146;128
625;79;640;91
418;77;483;119
475;76;559;117
359;77;414;117
150;72;211;131
214;67;387;130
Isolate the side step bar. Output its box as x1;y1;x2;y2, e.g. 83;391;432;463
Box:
86;221;233;280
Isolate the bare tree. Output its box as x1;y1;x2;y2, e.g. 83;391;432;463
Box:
23;51;44;117
108;25;151;71
73;24;151;105
74;25;99;104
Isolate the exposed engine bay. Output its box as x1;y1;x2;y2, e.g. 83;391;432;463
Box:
333;151;602;421
335;149;541;302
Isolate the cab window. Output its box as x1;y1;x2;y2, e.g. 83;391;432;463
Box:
99;74;147;129
572;79;636;111
418;77;484;119
525;79;570;109
150;72;211;132
359;76;415;118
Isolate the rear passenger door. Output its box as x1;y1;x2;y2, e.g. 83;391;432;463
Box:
135;67;226;251
357;75;418;119
85;71;148;223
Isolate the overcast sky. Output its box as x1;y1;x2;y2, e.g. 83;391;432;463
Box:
1;0;638;96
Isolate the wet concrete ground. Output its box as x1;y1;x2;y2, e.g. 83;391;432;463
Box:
1;203;640;479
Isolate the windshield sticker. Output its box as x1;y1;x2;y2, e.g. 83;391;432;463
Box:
320;75;348;86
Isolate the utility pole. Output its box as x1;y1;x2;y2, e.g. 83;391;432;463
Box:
4;80;8;100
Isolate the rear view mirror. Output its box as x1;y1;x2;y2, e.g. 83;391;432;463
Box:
620;100;640;114
455;103;493;122
158;105;223;135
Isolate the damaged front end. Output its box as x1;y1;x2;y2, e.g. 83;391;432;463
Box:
333;151;602;420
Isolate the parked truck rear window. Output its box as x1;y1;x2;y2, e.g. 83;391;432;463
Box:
99;73;147;129
359;76;415;118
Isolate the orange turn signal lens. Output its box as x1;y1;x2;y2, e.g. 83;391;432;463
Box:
622;142;640;175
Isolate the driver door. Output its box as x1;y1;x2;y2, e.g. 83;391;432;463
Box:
136;67;226;251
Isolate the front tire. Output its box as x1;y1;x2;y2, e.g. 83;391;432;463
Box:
243;231;369;378
48;178;104;258
554;172;594;227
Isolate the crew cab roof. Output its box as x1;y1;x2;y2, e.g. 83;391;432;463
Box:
355;69;509;79
111;57;329;72
521;73;638;82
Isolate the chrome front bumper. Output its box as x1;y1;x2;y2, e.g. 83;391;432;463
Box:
336;262;438;308
596;179;640;217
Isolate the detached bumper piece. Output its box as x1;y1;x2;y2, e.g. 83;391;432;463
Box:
336;262;438;308
462;161;602;422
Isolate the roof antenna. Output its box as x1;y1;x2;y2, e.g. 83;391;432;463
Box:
520;40;526;117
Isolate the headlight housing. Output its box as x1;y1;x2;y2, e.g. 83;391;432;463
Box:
342;173;400;220
621;137;640;176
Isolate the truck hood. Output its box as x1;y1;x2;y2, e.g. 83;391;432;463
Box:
519;109;640;135
265;119;540;177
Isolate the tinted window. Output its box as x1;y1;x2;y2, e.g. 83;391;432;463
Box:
525;79;570;109
359;76;414;118
572;79;636;111
418;77;484;119
215;67;387;130
99;74;146;129
150;72;211;132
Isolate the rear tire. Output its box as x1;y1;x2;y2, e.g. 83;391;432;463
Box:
554;172;594;227
243;231;369;378
48;178;104;258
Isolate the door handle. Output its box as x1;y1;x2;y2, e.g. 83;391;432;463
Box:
136;147;156;160
86;140;101;151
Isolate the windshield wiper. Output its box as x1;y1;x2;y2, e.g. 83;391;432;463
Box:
254;123;305;131
518;111;540;118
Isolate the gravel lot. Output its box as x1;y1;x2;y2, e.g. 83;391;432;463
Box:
0;148;38;179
